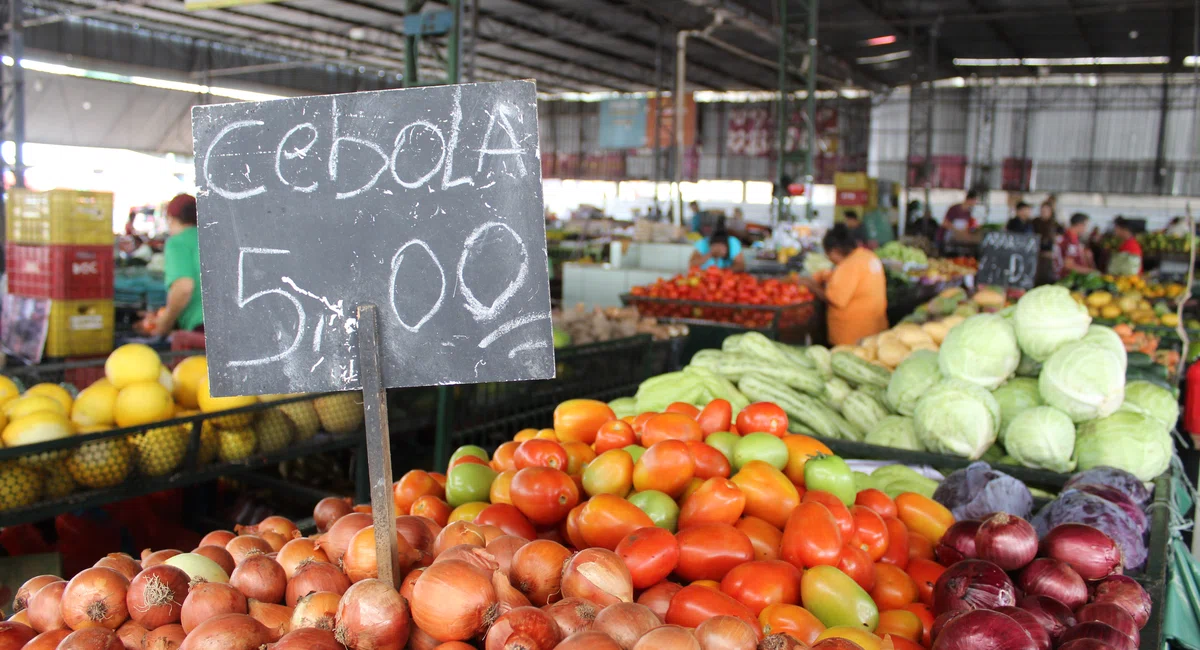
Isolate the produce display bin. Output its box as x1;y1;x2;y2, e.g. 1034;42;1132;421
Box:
621;294;820;345
6;243;115;300
6;189;115;246
45;299;115;357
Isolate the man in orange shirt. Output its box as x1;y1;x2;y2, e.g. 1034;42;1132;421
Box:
800;224;889;345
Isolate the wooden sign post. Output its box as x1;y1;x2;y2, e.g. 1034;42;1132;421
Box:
191;80;553;588
976;231;1039;289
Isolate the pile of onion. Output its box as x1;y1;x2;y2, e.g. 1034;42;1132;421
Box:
61;567;130;630
127;565;190;629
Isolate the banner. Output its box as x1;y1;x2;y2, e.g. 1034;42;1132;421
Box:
726;106;772;157
597;98;648;150
646;94;696;149
186;0;286;9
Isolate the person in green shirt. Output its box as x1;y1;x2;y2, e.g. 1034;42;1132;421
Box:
152;194;204;335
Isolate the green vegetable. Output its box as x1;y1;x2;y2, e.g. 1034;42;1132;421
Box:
1120;380;1180;428
991;377;1042;440
869;464;938;499
1039;341;1125;422
856;384;888;405
842;390;890;434
788;420;817;436
733;432;790;471
853;471;876;493
801;565;879;631
937;313;1021;390
1075;411;1172;481
804;454;856;505
1082;325;1128;371
608;397;638;419
886;349;942;416
739;374;861;441
445;463;497;507
721;333;745;353
688;349;724;373
634;371;704;414
805;345;833;379
1003;406;1077;473
824;377;853;410
1015;353;1042;377
450;445;489;464
1125;351;1154;368
864;415;923;451
683;365;751;413
717;353;824;396
1013;285;1092;362
913;379;1001;459
831;351;892;388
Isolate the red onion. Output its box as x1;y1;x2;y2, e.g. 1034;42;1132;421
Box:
994;607;1050;650
975;514;1037;571
1092;575;1151;628
127;565;190;629
1076;603;1139;646
1039;524;1122;580
930;609;1036;650
931;611;966;641
0;621;35;650
143;624;185;650
1016;558;1087;610
178;613;270;650
62;567;131;631
59;627;123;650
593;602;662;650
275;628;344;650
313;498;354;533
1016;595;1076;642
936;521;980;565
286;561;350;607
1059;623;1135;650
932;560;1017;616
334;579;412;650
543;598;598;638
1058;641;1117;650
483;606;562;650
181;583;247;634
14;576;60;613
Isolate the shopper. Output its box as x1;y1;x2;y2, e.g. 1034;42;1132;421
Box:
152;194;204;336
1165;216;1191;237
688;201;704;233
1006;201;1034;234
1054;212;1096;278
799;223;888;346
689;217;745;272
1033;201;1061;285
941;190;980;233
1109;216;1143;275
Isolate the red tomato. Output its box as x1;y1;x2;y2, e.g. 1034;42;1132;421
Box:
631;412;657;440
736;516;783;562
393;470;443;514
837;543;876;592
907;531;935;562
593;420;636;454
854;489;897;519
553;399;615;445
687;441;732;479
802;490;853;539
490;441;520;473
905;558;945;608
509;467;579;527
563;503;587;550
679;477;746;528
665;585;760;632
870;563;919;611
759;604;826;645
409;495;450;527
730;460;799;530
641;412;705;447
900;603;935;646
576;493;655;550
885;634;926;650
895;493;954;544
780;501;842;569
632;440;695;498
675;523;755;582
849;506;889;561
473;503;536;539
879;517;910;570
720;559;803;615
736;402;788;437
697;399;733;435
665;402;701;418
615;527;679;589
512;439;569;471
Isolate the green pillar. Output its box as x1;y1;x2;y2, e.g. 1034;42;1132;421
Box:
805;0;818;222
404;0;425;87
776;0;788;225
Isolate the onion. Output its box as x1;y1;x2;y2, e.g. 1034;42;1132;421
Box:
343;526;416;583
0;621;35;650
932;560;1016;616
484;606;562;650
27;581;68;632
562;548;633;607
59;627;123;650
26;629;72;650
1059;623;1135;650
286;561;350;607
1076;603;1139;645
127;565;190;629
1091;575;1151;628
116;620;147;650
314;498;354;533
975;514;1037;571
334;579;411;650
199;531;235;548
1015;558;1086;610
1058;641;1117;650
759;633;808;650
1016;596;1076;642
543;598;597;637
695;615;758;650
931;611;966;641
487;535;528;578
141;551;181;569
633;625;701;650
181;583;247;634
247;600;292;642
260;532;289;553
177;613;271;650
594;602;662;650
400;569;423;602
163;554;229;586
994;608;1051;650
479;525;508;545
930;609;1036;650
192;546;236;577
8;611;29;627
237;516;299;541
395;516;435;563
435;643;477;650
1039;524;1122;580
143;624;185;650
556;631;622;650
433;522;486;557
62;567;131;630
316;513;371;565
230;555;287;603
276;539;330;579
410;560;497;642
511;540;572;606
936;521;981;566
14;575;60;613
407;627;440;650
225;536;273;566
636;581;683;622
493;570;533;614
416;516;442;539
435;544;499;577
290;591;341;631
276;628;344;650
96;555;143;582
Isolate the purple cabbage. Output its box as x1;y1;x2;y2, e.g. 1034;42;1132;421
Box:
1073;484;1148;533
933;462;1034;521
1031;490;1147;569
1063;466;1153;506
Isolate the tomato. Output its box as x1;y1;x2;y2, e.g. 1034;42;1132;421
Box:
803;490;853;539
899;603;934;646
594;419;636;454
641;412;705;447
577;493;655;550
561;441;595;476
879;517;910;569
623;444;646;464
535;429;558;440
736;516;783;562
895;493;954;544
665;585;759;631
553;399;615;444
449;445;489;465
474;503;536;539
730;460;800;530
615;526;679;589
563;503;588;550
509;467;579;526
697;399;732;435
513;439;569;471
907;531;934;562
849;506;889;562
581;449;634;497
854;489;897;519
836;543;876;592
489;469;515;505
781;501;843;569
804;455;856;506
733;432;789;471
736;402;788;437
905;558;945;608
801;565;879;631
705;432;739;464
627;490;680;532
491;441;520;472
429;472;446;488
883;633;925;650
687;441;732;479
632;412;658;440
409;495;450;526
445;463;497;507
449;455;489;469
678;478;746;529
816;627;883;650
665;402;701;417
782;435;833;486
632;440;695;498
513;428;538;443
760;604;826;645
679;478;705;501
869;563;918;611
720;560;803;615
393;470;443;514
448;502;488;523
691;579;721;590
675;523;755;582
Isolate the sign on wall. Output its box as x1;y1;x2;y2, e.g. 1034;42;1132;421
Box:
598;98;648;150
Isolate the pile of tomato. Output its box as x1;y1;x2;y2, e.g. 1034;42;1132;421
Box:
394;397;958;649
628;268;813;329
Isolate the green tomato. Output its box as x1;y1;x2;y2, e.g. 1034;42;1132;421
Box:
704;432;738;464
627;490;679;532
623;444;646;465
445;463;496;507
732;432;789;471
801;565;879;630
804;454;856;506
450;445;489;466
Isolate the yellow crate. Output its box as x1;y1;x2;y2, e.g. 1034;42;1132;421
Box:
7;189;115;246
46;299;114;358
834;172;870;192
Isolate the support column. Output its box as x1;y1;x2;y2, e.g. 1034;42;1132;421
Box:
775;0;788;225
1153;71;1170;195
675;30;688;227
404;0;425;87
804;0;818;222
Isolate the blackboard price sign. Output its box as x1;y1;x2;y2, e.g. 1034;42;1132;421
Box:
191;80;553;399
976;231;1039;289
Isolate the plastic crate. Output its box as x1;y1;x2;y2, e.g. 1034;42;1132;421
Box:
6;243;115;300
621;294;820;344
7;189;115;246
46;299;114;357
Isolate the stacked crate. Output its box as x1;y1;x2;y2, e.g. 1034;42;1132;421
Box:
6;189;116;357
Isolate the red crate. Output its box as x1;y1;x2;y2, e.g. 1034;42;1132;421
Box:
63;355;108;390
6;243;114;300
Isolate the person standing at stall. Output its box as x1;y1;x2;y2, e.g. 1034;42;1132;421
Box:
942;190;980;233
1006;201;1035;234
689;218;746;272
1109;216;1143;275
1054;213;1096;278
152;194;204;335
799;224;888;346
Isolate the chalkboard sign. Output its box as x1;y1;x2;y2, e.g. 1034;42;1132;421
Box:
191;80;553;397
976;231;1039;289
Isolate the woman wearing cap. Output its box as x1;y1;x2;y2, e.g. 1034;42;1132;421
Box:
152;194;204;335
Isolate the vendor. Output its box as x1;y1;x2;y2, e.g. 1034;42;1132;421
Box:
1054;212;1096;278
799;224;888;346
152;194;204;336
942;190;979;233
1109;216;1143;275
689;218;745;272
1006;201;1034;234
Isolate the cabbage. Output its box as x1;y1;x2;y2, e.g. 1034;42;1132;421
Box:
1039;341;1125;422
886;350;942;416
1082;325;1127;371
864;415;923;451
1013;286;1092;361
1032;489;1147;569
913;379;1001;459
1003;406;1077;473
1015;353;1042;377
1064;466;1154;506
991;377;1043;440
933;462;1034;520
1075;411;1172;481
1119;380;1179;428
936;314;1021;390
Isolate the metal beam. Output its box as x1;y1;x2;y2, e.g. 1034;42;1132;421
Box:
822;1;1194;29
11;0;26;188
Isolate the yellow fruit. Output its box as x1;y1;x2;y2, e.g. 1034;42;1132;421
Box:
71;382;119;428
218;428;256;462
106;343;163;389
42;465;75;499
313;393;364;435
4;395;67;420
197;378;258;429
0;463;42;511
114;381;175;428
2;412;73;467
200;423;220;465
0;376;21;408
130;425;189;477
254;410;294;454
1100;305;1122;320
25;384;74;414
158;367;175;394
1160;313;1180;327
1085;291;1113;308
67;438;133;488
276;401;321;442
172;356;208;410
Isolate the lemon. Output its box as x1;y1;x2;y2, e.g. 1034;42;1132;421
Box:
4;395;67;420
2;412;73;467
114;381;175;428
25;384;74;414
130;425;189;477
0;463;42;511
158;367;175;394
197;378;257;429
0;376;21;408
71;382;119;428
67;438;133;488
105;343;163;389
218;428;256;462
171;356;208;409
313;392;364;435
199;421;220;465
254;409;294;454
276;401;321;442
42;465;76;498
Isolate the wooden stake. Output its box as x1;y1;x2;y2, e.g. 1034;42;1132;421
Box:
356;303;400;588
